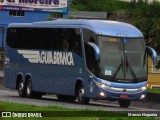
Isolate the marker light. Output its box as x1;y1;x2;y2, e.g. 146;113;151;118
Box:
100;92;106;97
117;34;127;37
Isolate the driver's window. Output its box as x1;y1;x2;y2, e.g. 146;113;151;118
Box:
83;29;96;73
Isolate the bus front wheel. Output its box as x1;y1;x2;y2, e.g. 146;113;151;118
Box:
77;84;90;104
18;80;26;97
118;100;131;108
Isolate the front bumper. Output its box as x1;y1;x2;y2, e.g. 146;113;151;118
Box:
86;79;147;101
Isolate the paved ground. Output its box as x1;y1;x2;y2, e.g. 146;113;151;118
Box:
2;89;156;112
1;76;160;110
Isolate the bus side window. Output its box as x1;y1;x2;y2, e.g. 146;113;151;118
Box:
23;28;34;49
83;29;96;73
72;34;82;57
63;37;69;51
60;28;82;57
7;28;17;48
85;43;96;73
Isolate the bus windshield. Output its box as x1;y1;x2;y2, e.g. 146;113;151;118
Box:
97;36;147;83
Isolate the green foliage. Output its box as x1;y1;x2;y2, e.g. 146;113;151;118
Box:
132;0;160;51
147;88;160;94
70;0;160;55
70;0;130;12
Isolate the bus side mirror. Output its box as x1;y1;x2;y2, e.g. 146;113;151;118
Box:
88;42;100;61
146;46;157;64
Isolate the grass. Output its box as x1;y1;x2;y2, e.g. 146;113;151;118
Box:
147;89;160;94
0;101;159;120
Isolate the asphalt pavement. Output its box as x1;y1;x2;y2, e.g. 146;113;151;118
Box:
0;76;160;110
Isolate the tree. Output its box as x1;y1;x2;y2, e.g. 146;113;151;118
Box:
132;0;160;48
109;9;130;22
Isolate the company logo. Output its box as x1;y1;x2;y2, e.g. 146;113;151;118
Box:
123;89;127;92
18;50;74;66
1;112;42;118
2;112;11;117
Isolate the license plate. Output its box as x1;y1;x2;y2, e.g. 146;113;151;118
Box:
120;94;128;99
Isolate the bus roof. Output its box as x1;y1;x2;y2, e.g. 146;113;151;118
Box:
8;19;143;38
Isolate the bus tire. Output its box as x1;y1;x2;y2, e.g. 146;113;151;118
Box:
118;100;131;108
26;80;34;98
18;80;26;97
26;79;42;99
77;84;90;104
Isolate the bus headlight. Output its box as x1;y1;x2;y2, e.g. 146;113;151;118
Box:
140;86;147;91
93;79;111;90
100;84;106;88
96;82;109;89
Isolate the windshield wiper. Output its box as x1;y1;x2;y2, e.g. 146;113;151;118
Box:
111;55;123;81
126;56;138;82
111;64;122;81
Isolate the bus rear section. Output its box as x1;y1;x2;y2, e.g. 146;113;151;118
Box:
4;25;84;100
4;19;157;108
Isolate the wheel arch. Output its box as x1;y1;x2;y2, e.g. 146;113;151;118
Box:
25;73;32;82
16;72;24;90
75;78;83;96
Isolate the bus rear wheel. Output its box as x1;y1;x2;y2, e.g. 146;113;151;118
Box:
26;80;33;98
26;80;42;99
118;100;131;108
18;80;26;97
77;84;90;104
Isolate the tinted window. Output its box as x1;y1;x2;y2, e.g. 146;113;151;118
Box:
7;28;60;50
82;29;96;44
61;28;82;56
6;28;82;56
82;29;96;73
9;10;25;16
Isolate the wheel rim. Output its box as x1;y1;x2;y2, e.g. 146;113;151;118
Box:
79;87;84;100
27;82;31;95
18;82;24;95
